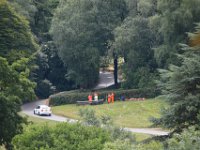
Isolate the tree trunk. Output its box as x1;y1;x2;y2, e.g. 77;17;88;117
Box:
113;54;118;88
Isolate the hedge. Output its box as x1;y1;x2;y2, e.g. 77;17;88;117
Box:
49;88;159;106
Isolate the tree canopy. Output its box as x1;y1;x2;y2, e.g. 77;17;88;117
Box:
0;0;38;62
0;0;37;148
50;0;127;88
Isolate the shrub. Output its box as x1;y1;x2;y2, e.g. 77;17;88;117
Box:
167;127;200;150
12;123;111;150
79;108;136;143
136;141;164;150
49;88;158;106
103;140;133;150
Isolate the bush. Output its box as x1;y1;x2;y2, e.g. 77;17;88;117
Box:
136;141;164;150
167;127;200;150
12;123;111;150
103;140;133;150
79;108;136;143
49;88;159;106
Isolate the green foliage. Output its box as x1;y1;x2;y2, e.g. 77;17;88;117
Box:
49;88;157;106
79;108;135;143
11;0;59;43
103;140;133;150
167;127;200;150
112;9;157;89
153;24;200;132
0;1;37;147
79;108;100;127
0;0;38;62
136;141;164;150
12;123;111;150
9;0;37;24
12;0;68;98
35;79;55;99
153;0;200;67
0;94;25;150
43;43;75;91
33;43;75;98
31;0;59;42
50;0;127;88
0;56;37;148
0;57;36;102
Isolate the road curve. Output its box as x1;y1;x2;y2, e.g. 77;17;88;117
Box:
21;71;169;136
21;99;169;136
21;100;77;123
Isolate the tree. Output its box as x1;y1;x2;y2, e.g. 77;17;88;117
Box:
0;57;36;149
0;1;37;148
153;23;200;132
0;0;38;62
11;0;72;96
50;0;127;88
112;4;157;89
153;0;200;68
30;0;59;43
33;42;76;98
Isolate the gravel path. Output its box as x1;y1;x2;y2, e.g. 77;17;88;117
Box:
21;71;169;136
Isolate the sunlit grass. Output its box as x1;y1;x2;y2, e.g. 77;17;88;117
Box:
52;98;167;128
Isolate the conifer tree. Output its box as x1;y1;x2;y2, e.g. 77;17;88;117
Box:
154;24;200;132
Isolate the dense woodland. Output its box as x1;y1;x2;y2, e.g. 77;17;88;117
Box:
1;0;200;149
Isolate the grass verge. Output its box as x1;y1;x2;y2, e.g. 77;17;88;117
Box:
19;112;58;126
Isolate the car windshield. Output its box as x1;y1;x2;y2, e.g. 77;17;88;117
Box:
39;105;49;109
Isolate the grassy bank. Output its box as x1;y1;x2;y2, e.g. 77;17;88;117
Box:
52;98;167;128
19;112;58;126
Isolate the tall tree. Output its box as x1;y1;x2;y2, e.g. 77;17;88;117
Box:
0;57;36;149
0;0;38;62
153;23;200;132
112;0;157;89
51;0;127;88
11;0;72;97
0;1;37;148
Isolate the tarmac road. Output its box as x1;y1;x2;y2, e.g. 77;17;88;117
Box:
21;100;77;123
94;71;114;89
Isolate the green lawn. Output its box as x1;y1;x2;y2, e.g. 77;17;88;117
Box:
52;98;167;128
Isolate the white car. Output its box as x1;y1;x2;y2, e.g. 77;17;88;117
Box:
34;105;51;116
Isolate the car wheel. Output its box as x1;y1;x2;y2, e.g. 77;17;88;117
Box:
49;113;51;116
33;110;35;114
